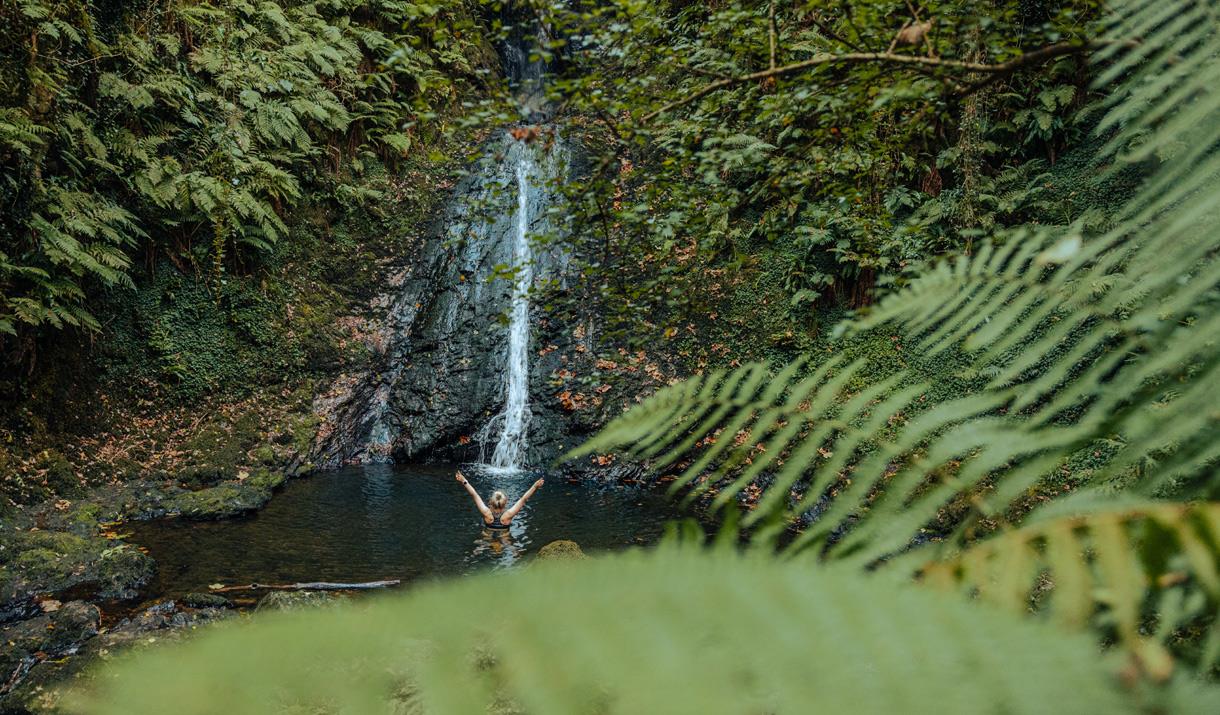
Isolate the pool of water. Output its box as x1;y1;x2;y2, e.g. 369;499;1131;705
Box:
127;464;681;597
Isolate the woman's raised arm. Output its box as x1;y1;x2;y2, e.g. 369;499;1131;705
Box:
455;471;493;520
503;478;544;521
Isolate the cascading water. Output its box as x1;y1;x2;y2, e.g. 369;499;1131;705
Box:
476;16;557;473
485;149;537;472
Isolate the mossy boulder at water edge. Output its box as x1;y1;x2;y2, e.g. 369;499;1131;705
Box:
0;532;154;607
180;592;234;609
535;540;586;561
58;503;106;537
94;545;157;600
170;485;268;519
168;469;285;520
255;590;340;612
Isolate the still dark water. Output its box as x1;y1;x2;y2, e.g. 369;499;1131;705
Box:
127;464;681;597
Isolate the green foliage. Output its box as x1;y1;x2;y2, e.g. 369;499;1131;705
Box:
13;0;1220;710
569;0;1220;679
71;547;1220;714
533;0;1106;342
0;0;491;344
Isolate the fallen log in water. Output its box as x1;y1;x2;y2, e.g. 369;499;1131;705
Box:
210;580;400;593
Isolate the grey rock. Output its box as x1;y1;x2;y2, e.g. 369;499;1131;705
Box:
309;134;589;469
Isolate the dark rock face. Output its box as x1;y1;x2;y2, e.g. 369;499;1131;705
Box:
310;134;583;470
0;601;99;700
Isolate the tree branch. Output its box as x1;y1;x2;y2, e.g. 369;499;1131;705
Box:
640;41;1124;124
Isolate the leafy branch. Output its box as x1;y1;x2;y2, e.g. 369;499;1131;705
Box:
640;40;1128;123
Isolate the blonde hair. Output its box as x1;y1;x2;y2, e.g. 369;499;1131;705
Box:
489;491;508;510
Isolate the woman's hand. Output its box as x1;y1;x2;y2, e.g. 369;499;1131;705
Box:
534;478;545;489
455;471;467;485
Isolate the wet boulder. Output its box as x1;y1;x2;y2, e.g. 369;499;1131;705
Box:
95;545;155;600
169;483;271;520
535;540;586;561
168;468;286;520
0;531;151;607
0;600;100;696
180;592;233;609
255;590;339;612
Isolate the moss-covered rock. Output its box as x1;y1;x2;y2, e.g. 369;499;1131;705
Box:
177;463;229;490
535;540;586;561
59;502;105;537
0;532;153;606
246;468;286;492
38;450;85;499
180;592;233;609
95;545;156;600
251;444;277;465
169;483;272;520
255;590;338;612
4;532;98;590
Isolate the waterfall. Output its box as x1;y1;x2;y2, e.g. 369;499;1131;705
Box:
309;15;571;470
486;148;536;472
478;16;558;474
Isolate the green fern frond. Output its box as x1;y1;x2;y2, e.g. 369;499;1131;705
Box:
0;108;49;155
568;357;1016;563
922;501;1220;678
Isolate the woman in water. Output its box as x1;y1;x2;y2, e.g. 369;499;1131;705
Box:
455;470;544;530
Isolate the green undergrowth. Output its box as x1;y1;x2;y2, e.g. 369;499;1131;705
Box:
0;140;471;508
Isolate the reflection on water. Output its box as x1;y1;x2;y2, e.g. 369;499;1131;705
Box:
127;464;680;597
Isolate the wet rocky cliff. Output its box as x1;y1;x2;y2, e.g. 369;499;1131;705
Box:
308;131;588;471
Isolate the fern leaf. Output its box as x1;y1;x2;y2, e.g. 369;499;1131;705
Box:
922;501;1220;677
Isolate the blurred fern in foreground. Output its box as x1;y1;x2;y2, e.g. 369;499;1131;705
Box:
68;548;1220;715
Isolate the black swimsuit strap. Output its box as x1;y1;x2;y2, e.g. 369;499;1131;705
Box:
484;519;510;529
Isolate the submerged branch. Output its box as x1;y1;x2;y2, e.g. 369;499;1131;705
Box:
211;580;401;593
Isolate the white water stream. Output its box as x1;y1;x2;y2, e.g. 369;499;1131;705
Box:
486;150;536;472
